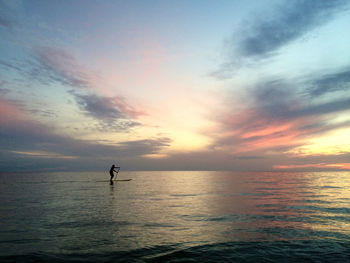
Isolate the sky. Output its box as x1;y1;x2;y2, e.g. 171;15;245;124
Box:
1;0;350;172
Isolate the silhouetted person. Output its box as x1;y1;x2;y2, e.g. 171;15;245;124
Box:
109;164;120;181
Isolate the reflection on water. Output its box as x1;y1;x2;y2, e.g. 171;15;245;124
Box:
0;171;349;257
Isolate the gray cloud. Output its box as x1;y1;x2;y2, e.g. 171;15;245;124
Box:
237;0;346;58
249;79;350;120
74;93;125;119
32;46;145;131
0;59;23;72
1;45;144;132
291;97;350;117
0;14;13;28
0;80;10;95
27;108;57;118
0;0;17;29
250;80;298;118
234;155;264;160
73;92;143;119
308;68;350;96
116;138;171;155
211;0;348;79
94;120;140;132
209;74;350;155
1;46;92;89
272;151;350;171
131;150;278;171
31;46;91;89
71;91;143;131
47;136;171;159
298;119;350;136
0;99;170;171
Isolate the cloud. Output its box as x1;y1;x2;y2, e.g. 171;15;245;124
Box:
0;0;17;29
130;149;276;171
247;78;350;120
0;14;13;28
0;59;23;72
308;68;350;97
71;91;144;131
116;138;171;155
73;92;143;119
0;79;57;118
31;46;146;129
209;76;350;155
291;97;350;117
249;80;299;119
0;98;54;152
272;151;350;171
274;162;350;171
0;98;170;171
1;46;94;89
212;0;348;79
236;0;346;58
32;46;92;88
0;80;10;95
74;92;126;119
1;45;145;131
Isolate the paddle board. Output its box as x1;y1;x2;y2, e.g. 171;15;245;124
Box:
115;179;132;181
96;179;132;182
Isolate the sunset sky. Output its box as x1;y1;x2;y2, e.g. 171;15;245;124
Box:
1;0;350;172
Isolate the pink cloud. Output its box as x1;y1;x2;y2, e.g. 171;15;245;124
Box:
34;46;146;121
0;98;50;136
0;98;27;126
111;95;146;118
34;46;95;89
214;106;323;154
274;163;350;171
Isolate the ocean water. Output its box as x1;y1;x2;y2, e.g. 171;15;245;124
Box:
0;171;349;262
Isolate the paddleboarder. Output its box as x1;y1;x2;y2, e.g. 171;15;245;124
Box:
109;164;120;181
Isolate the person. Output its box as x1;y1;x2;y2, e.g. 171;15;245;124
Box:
109;164;120;181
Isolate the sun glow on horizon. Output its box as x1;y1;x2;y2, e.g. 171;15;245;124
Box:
288;127;350;156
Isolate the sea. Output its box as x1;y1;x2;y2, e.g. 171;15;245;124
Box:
0;171;349;262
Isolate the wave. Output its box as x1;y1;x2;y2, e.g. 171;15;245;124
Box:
1;240;349;263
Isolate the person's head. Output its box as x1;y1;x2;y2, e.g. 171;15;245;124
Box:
112;164;115;167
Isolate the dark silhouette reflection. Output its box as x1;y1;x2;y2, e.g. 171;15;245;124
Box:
109;179;116;202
